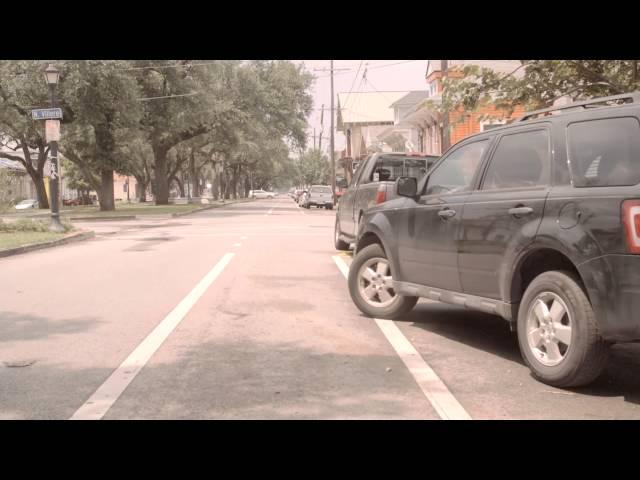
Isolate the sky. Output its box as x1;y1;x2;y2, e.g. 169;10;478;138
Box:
295;60;430;153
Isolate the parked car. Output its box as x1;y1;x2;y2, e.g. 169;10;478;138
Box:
347;93;640;388
249;189;276;199
14;199;39;210
295;189;307;204
301;185;334;209
334;152;438;250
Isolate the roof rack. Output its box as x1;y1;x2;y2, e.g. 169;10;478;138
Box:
516;92;640;122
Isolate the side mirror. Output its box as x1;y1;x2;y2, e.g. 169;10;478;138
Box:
396;177;418;198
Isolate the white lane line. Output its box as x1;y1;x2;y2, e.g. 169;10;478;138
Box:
233;243;242;247
268;209;273;214
240;236;248;240
331;255;472;421
70;253;235;420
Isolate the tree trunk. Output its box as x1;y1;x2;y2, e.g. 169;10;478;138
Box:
212;170;220;200
244;176;250;198
171;176;185;198
153;145;170;205
231;166;238;200
189;152;200;197
98;170;115;211
134;176;148;202
33;174;50;209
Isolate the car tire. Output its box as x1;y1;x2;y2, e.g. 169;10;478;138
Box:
348;243;418;319
517;270;610;388
334;218;350;251
326;205;333;210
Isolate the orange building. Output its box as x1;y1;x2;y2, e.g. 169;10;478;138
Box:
400;60;526;155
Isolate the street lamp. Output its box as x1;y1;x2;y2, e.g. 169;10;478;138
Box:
44;63;64;232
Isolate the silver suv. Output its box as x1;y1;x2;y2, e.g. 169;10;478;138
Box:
302;185;334;209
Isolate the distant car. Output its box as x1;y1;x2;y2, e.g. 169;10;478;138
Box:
249;189;275;199
301;185;334;209
14;199;39;210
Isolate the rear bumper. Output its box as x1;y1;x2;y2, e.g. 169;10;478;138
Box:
579;254;640;342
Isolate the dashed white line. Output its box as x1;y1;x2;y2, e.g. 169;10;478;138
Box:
233;243;242;247
70;253;235;420
268;209;273;214
331;255;472;421
240;236;248;240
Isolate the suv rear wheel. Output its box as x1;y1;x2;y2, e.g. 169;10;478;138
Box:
517;270;610;388
348;244;417;319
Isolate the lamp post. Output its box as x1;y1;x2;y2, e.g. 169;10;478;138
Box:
44;64;65;232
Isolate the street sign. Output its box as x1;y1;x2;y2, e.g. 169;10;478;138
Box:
31;108;63;120
45;120;61;142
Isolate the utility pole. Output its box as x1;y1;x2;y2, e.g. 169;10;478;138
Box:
314;63;349;203
319;103;324;152
441;59;450;153
330;60;335;201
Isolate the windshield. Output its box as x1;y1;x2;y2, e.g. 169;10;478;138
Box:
310;186;332;193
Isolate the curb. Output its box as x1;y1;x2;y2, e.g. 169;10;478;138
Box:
0;230;96;259
69;215;137;222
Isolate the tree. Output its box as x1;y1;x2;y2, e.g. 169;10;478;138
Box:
0;61;56;209
133;60;246;204
59;60;141;211
115;132;154;202
439;60;640;115
61;158;92;203
298;149;330;186
0;168;18;212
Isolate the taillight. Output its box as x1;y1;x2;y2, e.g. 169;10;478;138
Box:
375;186;387;204
622;200;640;254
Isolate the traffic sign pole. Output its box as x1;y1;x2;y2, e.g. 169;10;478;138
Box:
46;88;64;232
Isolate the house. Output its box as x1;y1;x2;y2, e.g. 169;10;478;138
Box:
377;90;431;152
336;91;410;161
0;157;38;200
400;60;527;155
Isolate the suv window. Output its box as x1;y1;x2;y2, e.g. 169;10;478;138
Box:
350;158;368;187
425;140;488;196
368;155;430;183
482;129;550;190
567;117;640;187
404;158;430;180
370;156;404;182
310;186;332;193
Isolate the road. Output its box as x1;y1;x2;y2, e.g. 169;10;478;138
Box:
2;198;640;419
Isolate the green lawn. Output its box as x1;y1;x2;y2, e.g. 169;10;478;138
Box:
62;203;203;217
2;199;254;220
0;231;66;251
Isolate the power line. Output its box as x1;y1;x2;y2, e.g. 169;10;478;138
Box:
136;92;201;101
118;62;220;72
344;61;364;112
366;60;423;70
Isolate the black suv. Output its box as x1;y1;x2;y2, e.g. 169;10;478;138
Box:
348;93;640;388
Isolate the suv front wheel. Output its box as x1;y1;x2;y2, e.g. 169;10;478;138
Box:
348;244;417;319
517;270;610;388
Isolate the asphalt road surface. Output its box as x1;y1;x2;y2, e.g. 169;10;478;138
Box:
2;198;640;419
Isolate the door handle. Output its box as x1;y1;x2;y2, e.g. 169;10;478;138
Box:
508;206;534;216
438;208;456;219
